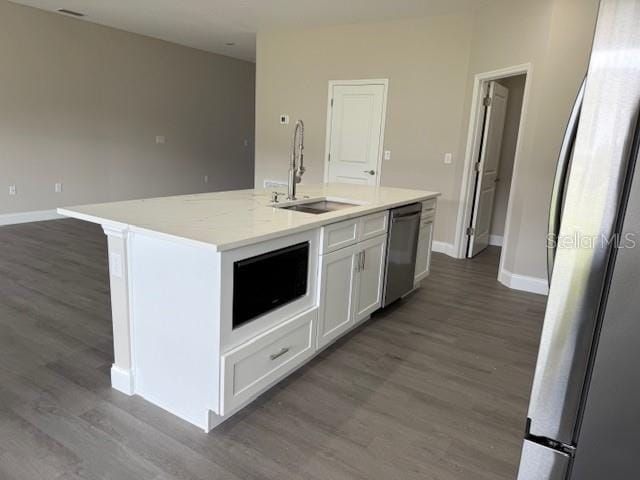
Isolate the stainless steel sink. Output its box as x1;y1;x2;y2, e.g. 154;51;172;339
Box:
279;200;360;214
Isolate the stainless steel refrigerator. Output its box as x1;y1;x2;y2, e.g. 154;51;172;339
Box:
517;0;640;478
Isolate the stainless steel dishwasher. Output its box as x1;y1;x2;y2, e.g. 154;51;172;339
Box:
382;202;422;307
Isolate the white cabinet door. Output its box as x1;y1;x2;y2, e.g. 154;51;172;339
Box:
317;245;358;349
354;235;387;323
415;219;434;285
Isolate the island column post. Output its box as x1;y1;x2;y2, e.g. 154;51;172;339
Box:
102;224;135;395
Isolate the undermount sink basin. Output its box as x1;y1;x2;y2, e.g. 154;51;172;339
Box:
278;199;361;215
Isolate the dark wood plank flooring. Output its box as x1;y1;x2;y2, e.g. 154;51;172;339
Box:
0;219;546;480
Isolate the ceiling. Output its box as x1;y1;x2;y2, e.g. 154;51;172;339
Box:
10;0;487;62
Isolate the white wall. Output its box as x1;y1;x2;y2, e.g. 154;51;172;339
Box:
490;74;526;240
0;0;256;217
255;0;598;285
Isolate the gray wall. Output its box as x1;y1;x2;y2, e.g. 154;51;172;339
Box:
491;74;526;239
0;0;256;216
255;0;598;282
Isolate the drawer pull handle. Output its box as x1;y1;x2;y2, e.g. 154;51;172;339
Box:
270;347;290;360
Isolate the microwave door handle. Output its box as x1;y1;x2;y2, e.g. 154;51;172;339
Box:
548;78;586;284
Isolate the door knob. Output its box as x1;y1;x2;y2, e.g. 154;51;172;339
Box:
363;170;375;175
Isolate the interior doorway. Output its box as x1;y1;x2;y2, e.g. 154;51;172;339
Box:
455;65;531;280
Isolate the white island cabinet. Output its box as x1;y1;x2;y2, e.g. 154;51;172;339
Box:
317;211;388;349
58;183;439;431
415;198;437;286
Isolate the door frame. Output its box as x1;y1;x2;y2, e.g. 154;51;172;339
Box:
453;63;532;283
323;79;389;186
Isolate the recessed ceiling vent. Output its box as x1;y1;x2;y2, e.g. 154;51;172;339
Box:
57;8;85;17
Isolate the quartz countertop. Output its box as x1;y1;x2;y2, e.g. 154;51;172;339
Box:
58;183;440;251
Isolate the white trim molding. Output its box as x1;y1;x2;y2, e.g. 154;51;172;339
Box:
110;365;135;395
0;209;63;226
432;241;457;258
499;269;549;296
489;234;504;247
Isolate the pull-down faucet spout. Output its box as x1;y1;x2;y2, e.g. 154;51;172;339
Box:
287;120;305;200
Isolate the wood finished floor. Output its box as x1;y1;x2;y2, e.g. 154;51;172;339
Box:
0;219;547;480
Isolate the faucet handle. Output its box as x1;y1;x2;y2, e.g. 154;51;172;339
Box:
271;191;286;203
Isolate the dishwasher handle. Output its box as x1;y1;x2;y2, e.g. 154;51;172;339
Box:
392;211;421;223
390;202;422;222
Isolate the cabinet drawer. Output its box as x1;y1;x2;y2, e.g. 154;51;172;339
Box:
220;309;316;415
320;219;358;254
421;199;437;218
359;211;389;241
420;215;433;228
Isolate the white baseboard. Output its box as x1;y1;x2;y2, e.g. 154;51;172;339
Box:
499;269;549;295
0;209;63;226
432;241;457;258
489;234;504;247
110;365;135;395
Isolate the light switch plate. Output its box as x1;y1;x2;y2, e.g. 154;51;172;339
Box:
384;150;392;161
156;135;166;144
444;153;453;164
55;182;62;193
8;185;16;195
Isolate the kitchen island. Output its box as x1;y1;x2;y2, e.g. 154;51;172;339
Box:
59;183;439;431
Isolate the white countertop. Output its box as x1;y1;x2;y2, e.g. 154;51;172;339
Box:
58;184;440;251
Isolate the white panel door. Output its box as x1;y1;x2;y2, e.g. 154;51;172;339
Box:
354;234;387;323
468;81;509;258
317;245;358;349
327;83;386;185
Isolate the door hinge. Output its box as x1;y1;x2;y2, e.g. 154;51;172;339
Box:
330;98;334;107
466;227;475;236
483;95;492;107
474;162;481;172
328;153;331;162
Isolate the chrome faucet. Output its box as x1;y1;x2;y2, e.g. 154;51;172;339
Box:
287;120;305;200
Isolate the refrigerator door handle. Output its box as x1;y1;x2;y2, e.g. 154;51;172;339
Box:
547;79;586;284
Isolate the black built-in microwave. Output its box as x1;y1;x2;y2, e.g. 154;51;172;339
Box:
232;242;309;329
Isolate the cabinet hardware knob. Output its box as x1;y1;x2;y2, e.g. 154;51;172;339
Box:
270;347;290;360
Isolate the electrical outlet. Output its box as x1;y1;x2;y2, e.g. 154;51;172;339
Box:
8;185;16;196
55;182;62;193
444;153;453;165
109;253;123;278
155;135;166;144
203;175;209;184
279;114;289;125
243;139;249;148
384;150;392;161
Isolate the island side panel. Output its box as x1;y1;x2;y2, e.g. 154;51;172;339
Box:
102;226;135;395
130;232;222;431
